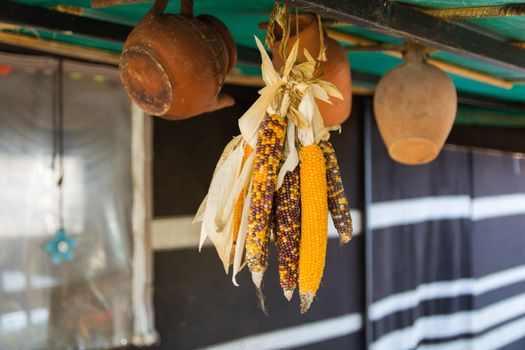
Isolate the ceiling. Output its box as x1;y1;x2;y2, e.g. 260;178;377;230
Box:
1;0;525;125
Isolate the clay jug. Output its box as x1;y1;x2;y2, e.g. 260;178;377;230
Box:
120;0;237;119
373;45;457;165
270;13;352;126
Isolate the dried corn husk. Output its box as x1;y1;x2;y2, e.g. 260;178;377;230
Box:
193;194;207;224
194;135;242;224
238;37;281;147
277;119;299;190
198;137;245;273
232;181;252;286
215;149;255;232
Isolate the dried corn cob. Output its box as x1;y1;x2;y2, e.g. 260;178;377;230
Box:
246;114;286;290
298;144;328;313
275;166;301;301
230;144;254;265
319;141;353;244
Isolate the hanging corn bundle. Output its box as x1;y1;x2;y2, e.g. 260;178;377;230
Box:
195;2;353;314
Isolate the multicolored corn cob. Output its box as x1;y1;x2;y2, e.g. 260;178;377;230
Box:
246;114;287;289
275;166;301;301
298;144;328;313
230;144;254;265
319;141;353;244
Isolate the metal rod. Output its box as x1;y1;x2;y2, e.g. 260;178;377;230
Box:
421;4;525;19
363;97;374;349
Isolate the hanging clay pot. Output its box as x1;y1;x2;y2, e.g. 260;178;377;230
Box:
120;0;237;119
269;13;352;126
373;44;457;165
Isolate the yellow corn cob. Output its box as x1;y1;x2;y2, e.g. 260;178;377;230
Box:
230;144;254;265
298;144;328;313
319;141;353;244
246;114;286;289
275;166;301;301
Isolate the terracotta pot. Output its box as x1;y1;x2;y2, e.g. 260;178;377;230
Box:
373;45;457;165
270;13;352;126
120;0;237;119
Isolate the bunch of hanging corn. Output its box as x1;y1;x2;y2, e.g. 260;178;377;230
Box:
195;4;354;314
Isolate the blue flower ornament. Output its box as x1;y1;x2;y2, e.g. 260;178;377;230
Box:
45;228;77;264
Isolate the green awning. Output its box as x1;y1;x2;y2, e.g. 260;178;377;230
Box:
2;0;525;126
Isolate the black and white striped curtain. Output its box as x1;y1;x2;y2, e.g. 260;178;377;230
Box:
151;93;525;350
370;117;525;349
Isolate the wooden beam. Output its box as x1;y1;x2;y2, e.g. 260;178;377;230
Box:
280;0;525;74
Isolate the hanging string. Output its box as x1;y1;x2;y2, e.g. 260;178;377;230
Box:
53;60;65;229
265;2;326;71
265;1;279;49
276;4;291;63
316;14;327;64
295;7;299;38
51;71;58;170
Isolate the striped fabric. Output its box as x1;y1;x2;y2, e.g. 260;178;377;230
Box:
150;96;525;350
369;125;525;350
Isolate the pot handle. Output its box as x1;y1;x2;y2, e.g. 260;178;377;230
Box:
146;0;168;17
146;0;193;17
180;0;194;17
